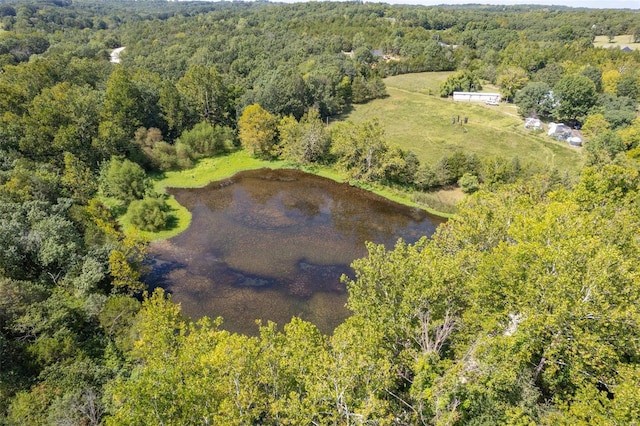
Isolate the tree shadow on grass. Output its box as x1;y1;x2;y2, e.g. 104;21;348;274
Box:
331;104;355;122
163;213;179;231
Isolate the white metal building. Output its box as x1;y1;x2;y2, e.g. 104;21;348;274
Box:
452;92;501;103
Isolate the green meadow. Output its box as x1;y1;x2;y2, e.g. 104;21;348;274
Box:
342;72;584;173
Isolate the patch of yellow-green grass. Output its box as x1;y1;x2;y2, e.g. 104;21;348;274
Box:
593;35;639;50
297;163;346;183
294;163;455;217
98;194;191;241
152;150;290;191
430;187;465;207
412;187;465;216
355;181;457;218
342;72;583;174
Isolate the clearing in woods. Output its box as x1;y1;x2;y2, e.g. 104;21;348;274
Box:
593;34;640;50
340;72;583;173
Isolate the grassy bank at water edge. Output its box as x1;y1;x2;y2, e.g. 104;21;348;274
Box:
125;151;455;241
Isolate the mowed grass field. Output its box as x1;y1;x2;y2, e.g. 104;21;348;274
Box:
341;72;584;173
593;34;640;50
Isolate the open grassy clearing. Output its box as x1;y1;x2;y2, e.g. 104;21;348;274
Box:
382;71;453;95
593;34;639;50
342;72;583;173
389;71;505;96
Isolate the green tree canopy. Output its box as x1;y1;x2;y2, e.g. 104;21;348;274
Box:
439;70;482;97
580;65;603;93
344;163;640;424
238;104;278;158
584;130;626;166
99;157;150;204
126;197;170;232
331;119;389;181
515;81;554;118
177;64;236;128
497;66;529;102
20;82;101;163
616;73;640;100
553;74;598;124
277;109;330;164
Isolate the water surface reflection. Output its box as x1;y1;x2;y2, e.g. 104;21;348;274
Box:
147;169;445;335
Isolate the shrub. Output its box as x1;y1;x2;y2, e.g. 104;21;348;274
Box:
127;197;170;232
414;164;440;190
458;173;480;193
176;121;235;159
99;158;150;204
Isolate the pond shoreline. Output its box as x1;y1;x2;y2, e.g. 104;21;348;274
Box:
126;150;454;242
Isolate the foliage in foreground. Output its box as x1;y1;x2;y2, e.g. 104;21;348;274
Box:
101;163;640;425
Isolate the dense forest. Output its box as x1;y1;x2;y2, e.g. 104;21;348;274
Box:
1;0;640;424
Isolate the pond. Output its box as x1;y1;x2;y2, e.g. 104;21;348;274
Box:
146;168;445;335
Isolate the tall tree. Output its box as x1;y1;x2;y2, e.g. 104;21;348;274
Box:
20;82;101;163
439;70;482;97
616;73;640;100
515;81;554;118
277;109;330;164
94;68;142;157
553;74;597;124
584;130;626;166
250;67;307;120
497;66;529;102
238;104;278;158
177;65;236;129
331;119;388;181
580;65;603;93
99;157;149;205
100;67;142;136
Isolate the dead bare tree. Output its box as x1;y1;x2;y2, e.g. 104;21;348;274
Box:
413;308;457;355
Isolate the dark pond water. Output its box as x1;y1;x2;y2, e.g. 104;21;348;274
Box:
146;168;445;335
